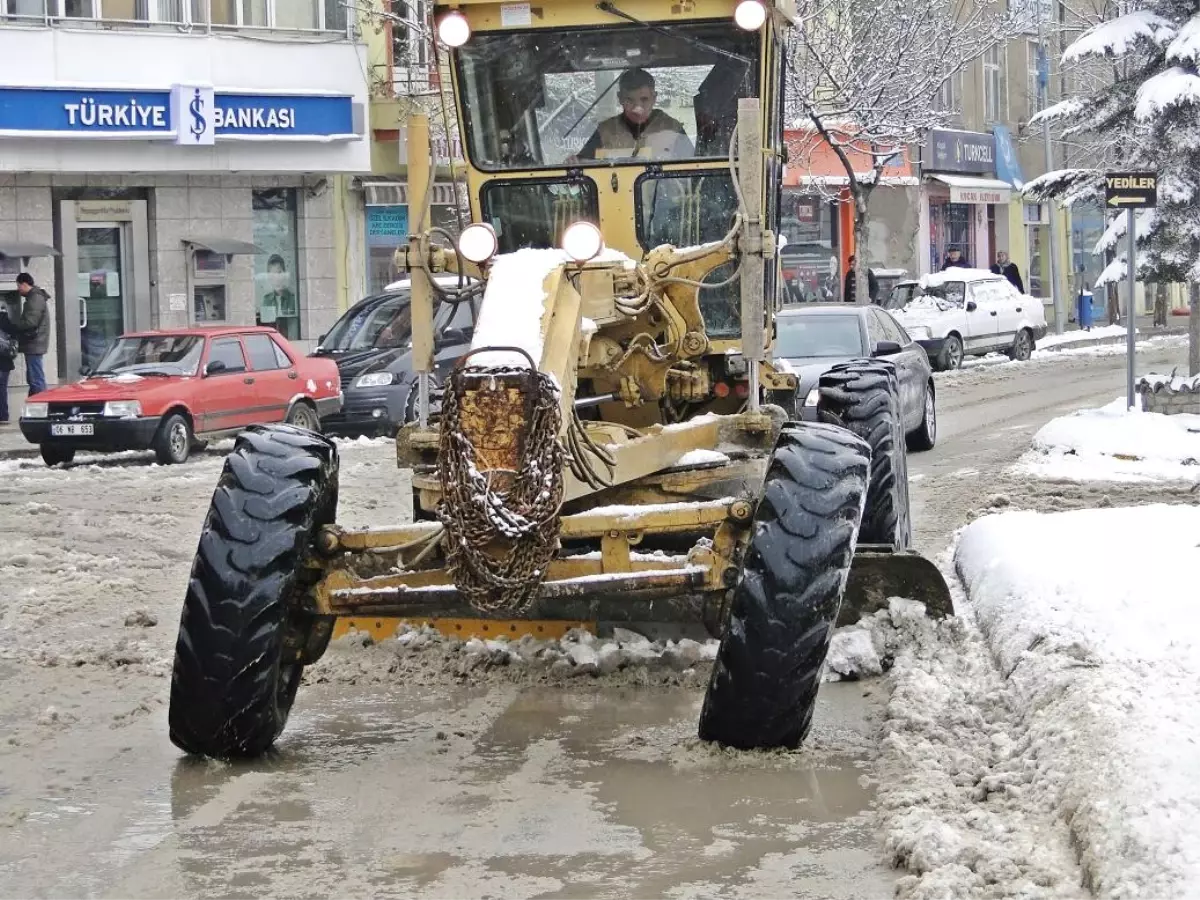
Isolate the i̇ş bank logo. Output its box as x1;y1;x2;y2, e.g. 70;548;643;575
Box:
171;84;215;146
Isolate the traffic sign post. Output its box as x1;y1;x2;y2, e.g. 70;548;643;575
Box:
1105;172;1158;410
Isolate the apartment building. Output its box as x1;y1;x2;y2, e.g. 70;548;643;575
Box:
0;1;370;387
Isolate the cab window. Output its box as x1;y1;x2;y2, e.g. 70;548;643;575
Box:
480;178;599;253
456;22;759;171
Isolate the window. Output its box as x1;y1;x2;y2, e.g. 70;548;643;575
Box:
456;22;759;171
187;0;342;28
390;0;433;93
775;314;865;358
208;338;247;373
253;188;301;340
637;172;737;250
865;310;888;346
934;75;955;114
875;310;908;345
780;193;840;302
1027;41;1048;115
6;0;47;16
242;334;284;370
929;202;975;271
480;178;599;254
270;338;293;368
983;44;1007;123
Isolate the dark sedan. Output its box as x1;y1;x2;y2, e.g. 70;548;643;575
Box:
775;303;937;450
314;277;477;437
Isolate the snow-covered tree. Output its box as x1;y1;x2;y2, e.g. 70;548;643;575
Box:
1025;2;1200;371
786;0;1018;303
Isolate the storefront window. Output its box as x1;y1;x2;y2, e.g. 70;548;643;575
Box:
1071;200;1106;293
779;191;840;302
1028;224;1046;297
253;188;301;340
929;202;975;270
365;202;462;295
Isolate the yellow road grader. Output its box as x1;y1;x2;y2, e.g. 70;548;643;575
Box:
167;0;952;758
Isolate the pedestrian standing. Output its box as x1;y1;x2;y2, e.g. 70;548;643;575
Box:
13;273;50;395
0;311;14;424
990;251;1025;293
942;247;970;269
843;254;879;304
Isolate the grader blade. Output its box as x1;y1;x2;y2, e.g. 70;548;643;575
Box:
837;546;955;627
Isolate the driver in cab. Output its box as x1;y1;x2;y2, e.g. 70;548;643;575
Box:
574;68;694;161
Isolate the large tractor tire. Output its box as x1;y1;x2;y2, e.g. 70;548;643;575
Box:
169;424;339;758
698;422;870;750
817;360;912;549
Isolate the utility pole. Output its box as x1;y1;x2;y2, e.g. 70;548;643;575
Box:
1038;16;1066;335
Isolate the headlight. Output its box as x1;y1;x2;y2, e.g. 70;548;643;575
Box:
803;389;819;408
23;402;48;419
436;10;470;47
103;400;142;418
734;0;767;30
354;372;397;388
907;326;932;340
561;221;604;263
457;222;498;265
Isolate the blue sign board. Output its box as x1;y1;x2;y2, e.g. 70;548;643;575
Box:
0;84;357;142
367;205;409;247
993;125;1025;188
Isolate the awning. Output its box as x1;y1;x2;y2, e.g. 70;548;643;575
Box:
928;174;1013;204
183;236;262;255
0;241;60;259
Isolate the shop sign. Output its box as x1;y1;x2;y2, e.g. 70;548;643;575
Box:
949;185;1009;204
926;128;995;174
0;85;359;142
367;205;409;247
76;199;134;221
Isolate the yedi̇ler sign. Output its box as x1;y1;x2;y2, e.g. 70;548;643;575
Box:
0;84;359;143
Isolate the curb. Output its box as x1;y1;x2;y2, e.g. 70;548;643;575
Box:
1038;326;1188;354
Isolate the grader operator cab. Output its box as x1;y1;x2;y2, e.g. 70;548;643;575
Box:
166;0;953;759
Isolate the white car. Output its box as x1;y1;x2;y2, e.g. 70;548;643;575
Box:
891;269;1049;370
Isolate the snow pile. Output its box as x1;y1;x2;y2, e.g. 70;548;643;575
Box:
1035;322;1132;349
956;505;1200;898
470;247;633;367
671;448;729;467
1140;370;1200;391
822;597;938;681
1016;396;1200;481
307;624;720;688
917;268;997;287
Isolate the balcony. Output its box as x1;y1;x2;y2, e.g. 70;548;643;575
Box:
1;0;352;35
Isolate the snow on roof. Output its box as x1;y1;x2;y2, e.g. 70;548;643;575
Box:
1063;10;1176;62
918;268;1002;288
1135;66;1200;119
1167;13;1200;64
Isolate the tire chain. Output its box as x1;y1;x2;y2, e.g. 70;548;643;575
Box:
437;364;565;613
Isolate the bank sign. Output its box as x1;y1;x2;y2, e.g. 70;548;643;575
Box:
926;128;996;175
0;84;359;143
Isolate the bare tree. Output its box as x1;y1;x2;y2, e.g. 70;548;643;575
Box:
786;0;1019;304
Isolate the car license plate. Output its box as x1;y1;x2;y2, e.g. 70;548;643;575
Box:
50;423;94;436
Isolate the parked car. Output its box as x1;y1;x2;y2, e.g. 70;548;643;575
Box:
890;269;1049;370
775;303;936;450
19;326;341;467
315;276;478;437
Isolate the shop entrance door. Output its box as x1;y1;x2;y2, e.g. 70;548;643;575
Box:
76;223;130;372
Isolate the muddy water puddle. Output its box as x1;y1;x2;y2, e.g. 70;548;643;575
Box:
2;682;894;898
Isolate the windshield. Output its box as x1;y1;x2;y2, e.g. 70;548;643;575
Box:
321;292;473;352
93;335;204;376
456;21;758;171
775;315;865;358
921;281;966;305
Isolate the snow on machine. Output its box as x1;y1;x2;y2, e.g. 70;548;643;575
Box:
166;0;954;759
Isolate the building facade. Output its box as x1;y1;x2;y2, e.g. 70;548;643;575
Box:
0;3;370;388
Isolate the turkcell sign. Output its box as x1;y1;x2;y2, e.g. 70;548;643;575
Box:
0;84;358;142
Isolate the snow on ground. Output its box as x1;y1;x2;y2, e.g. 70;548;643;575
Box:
1015;396;1200;482
956;505;1200;898
936;334;1188;384
1035;322;1130;349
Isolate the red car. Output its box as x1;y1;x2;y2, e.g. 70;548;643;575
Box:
19;326;342;467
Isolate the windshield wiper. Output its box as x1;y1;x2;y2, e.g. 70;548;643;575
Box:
595;1;752;64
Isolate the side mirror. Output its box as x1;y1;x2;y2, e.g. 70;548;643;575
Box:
966;300;978;312
437;328;469;346
318;333;327;343
873;340;903;357
205;360;227;376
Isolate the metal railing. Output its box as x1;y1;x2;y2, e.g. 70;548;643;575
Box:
1;0;354;37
